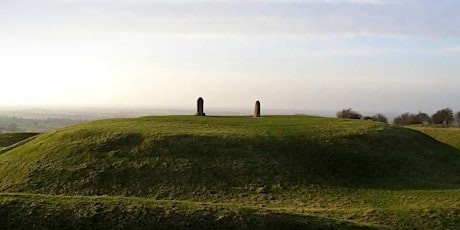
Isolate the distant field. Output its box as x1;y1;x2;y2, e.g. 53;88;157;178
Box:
412;127;460;150
0;115;459;229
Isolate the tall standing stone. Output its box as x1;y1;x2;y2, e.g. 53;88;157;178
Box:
254;100;261;118
196;97;205;116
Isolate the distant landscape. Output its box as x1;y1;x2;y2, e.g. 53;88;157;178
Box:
0;107;192;133
0;106;342;133
4;106;453;133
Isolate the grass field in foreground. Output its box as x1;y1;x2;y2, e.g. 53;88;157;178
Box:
0;115;459;229
0;191;459;229
0;193;375;230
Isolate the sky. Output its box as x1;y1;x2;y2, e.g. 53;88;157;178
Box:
1;0;459;114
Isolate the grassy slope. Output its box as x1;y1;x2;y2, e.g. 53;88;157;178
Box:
0;193;374;230
0;116;460;228
0;133;39;148
412;127;460;150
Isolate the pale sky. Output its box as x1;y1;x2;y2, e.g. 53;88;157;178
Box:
1;0;459;114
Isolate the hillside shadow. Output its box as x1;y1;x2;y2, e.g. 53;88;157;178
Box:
22;130;460;196
407;127;460;151
130;132;460;191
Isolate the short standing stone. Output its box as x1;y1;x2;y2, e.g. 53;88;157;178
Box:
254;100;261;118
196;97;205;116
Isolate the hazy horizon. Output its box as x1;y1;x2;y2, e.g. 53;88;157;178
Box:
1;0;459;114
0;104;421;122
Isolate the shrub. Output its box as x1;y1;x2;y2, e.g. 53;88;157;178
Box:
371;114;388;123
393;112;431;126
456;111;460;125
416;112;431;124
431;108;454;125
336;108;362;120
393;113;412;126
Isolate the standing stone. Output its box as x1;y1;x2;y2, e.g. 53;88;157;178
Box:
254;100;261;118
196;97;205;116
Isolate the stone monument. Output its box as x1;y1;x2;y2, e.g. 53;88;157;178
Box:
196;97;205;116
254;100;261;118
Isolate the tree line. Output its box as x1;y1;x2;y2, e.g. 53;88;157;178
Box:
337;108;460;126
393;108;459;126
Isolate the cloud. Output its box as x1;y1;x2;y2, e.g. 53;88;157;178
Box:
2;0;460;38
104;1;460;38
444;46;460;53
53;0;386;3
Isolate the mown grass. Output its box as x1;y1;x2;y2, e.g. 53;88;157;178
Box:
0;116;459;229
412;127;460;150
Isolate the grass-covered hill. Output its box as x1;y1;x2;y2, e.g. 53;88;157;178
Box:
0;116;460;198
1;116;459;196
1;115;460;229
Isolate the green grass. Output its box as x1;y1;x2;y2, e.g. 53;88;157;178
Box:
0;193;376;230
0;191;459;229
0;132;40;155
411;126;460;150
0;132;39;148
0;115;459;229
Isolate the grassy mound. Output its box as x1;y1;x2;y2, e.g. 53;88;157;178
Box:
0;116;459;198
1;116;460;228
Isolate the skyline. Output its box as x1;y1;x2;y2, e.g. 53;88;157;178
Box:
1;0;459;115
